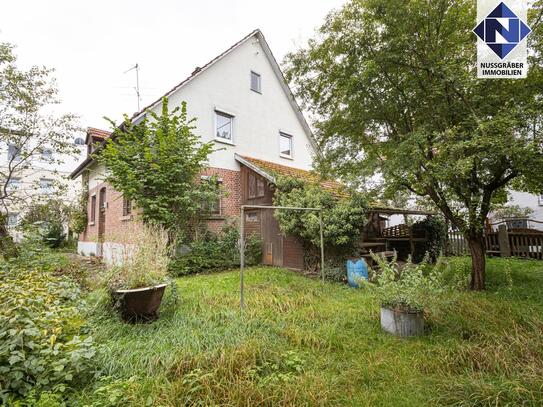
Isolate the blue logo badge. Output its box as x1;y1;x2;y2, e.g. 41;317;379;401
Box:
473;2;531;59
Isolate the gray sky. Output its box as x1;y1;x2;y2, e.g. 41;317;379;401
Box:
1;0;344;130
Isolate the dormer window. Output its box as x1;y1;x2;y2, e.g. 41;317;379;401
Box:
250;71;261;93
279;132;293;158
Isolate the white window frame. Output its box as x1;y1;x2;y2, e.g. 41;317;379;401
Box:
40;148;53;162
214;110;235;145
40;178;54;194
279;132;293;159
7;212;18;227
7;177;21;190
250;71;261;93
7;144;21;162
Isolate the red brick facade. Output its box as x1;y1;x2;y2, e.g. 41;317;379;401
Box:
79;167;241;242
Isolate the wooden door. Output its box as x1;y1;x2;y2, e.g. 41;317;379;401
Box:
261;210;283;266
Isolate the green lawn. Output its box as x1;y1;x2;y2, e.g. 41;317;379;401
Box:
74;258;543;406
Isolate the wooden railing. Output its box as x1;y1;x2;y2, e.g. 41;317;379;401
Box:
447;225;543;260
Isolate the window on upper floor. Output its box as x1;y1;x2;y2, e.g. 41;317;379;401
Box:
90;194;97;223
539;194;543;206
40;178;54;194
7;212;18;227
215;111;234;143
248;173;265;199
279;132;293;158
40;148;53;162
7;144;21;162
7;178;21;190
250;71;261;93
122;196;132;216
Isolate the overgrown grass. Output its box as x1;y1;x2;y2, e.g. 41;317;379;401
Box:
72;257;543;406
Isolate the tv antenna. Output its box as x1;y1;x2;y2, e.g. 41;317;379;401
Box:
124;63;141;111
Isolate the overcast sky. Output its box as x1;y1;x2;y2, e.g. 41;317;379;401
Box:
1;0;345;132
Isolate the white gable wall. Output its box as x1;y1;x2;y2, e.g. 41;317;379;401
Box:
145;35;316;171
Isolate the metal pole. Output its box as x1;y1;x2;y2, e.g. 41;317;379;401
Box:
319;210;325;283
240;206;245;310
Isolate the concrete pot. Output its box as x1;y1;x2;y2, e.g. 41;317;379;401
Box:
380;306;424;337
112;284;167;323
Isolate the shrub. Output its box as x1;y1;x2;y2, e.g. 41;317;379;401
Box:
412;216;447;262
368;252;446;312
105;223;172;290
169;225;262;276
0;266;97;403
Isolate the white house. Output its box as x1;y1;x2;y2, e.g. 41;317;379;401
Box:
70;29;334;267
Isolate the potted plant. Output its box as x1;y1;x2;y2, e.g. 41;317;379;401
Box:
368;252;441;337
106;224;172;323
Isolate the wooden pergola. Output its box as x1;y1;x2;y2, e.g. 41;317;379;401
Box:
361;207;437;260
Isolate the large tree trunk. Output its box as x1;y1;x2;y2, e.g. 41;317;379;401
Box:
0;213;18;259
467;234;485;290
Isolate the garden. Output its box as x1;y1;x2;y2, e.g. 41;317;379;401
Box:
2;235;543;406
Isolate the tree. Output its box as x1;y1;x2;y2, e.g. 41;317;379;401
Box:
273;176;368;255
98;98;218;242
21;199;72;248
0;41;79;258
284;0;543;290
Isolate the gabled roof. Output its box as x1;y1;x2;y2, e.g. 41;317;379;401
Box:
84;127;111;145
235;154;345;195
71;29;318;179
129;29;318;153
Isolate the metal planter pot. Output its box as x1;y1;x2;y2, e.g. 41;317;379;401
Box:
380;306;424;337
112;284;167;323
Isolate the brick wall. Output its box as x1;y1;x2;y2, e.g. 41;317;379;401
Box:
79;167;241;242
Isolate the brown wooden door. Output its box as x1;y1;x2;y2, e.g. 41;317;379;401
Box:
261;210;283;266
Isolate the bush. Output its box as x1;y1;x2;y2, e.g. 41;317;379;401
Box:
169;225;261;276
412;216;447;262
0;265;97;403
368;252;446;313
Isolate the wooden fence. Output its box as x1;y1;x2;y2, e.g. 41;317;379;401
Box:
447;225;543;260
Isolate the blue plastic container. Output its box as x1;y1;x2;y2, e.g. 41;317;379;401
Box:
346;259;368;288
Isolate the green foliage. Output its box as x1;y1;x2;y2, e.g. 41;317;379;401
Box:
284;0;543;288
492;204;535;220
0;41;79;259
99;98;218;242
412;216;447;262
70;190;88;235
368;252;447;312
65;259;543;405
0;262;97;403
21;199;73;248
169;225;261;276
273;176;368;251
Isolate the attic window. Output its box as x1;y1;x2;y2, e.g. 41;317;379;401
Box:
250;71;261;93
279;132;292;158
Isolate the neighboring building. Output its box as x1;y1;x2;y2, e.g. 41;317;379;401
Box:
493;191;543;230
71;29;331;268
0;136;86;239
